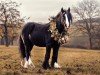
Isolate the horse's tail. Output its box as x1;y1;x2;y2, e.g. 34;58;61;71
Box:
19;35;26;59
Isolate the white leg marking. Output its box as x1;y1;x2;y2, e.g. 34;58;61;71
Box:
21;59;24;67
21;57;35;68
54;62;61;68
28;57;35;68
23;58;29;68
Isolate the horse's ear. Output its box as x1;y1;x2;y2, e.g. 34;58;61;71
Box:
68;7;70;12
61;7;64;13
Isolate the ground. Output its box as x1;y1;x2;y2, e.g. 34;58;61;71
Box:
0;46;100;75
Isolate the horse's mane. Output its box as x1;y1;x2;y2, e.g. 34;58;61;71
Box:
55;12;61;19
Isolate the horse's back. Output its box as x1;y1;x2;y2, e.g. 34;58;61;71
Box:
33;22;50;32
21;22;49;35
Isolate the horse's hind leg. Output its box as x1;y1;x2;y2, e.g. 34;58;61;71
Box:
42;45;51;69
28;44;35;68
23;39;35;68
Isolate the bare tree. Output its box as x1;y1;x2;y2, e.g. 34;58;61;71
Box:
0;0;24;46
73;0;100;49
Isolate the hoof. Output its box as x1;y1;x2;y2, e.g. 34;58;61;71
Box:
54;62;61;68
29;62;35;68
42;61;51;70
28;59;35;68
23;61;29;68
21;57;35;69
51;62;61;69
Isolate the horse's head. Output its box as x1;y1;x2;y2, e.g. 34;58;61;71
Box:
58;7;72;30
50;7;72;34
49;7;72;44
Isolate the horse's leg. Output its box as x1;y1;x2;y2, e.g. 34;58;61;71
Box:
23;38;35;68
42;45;51;69
51;42;61;68
28;44;35;68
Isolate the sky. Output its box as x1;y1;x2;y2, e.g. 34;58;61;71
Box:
3;0;100;23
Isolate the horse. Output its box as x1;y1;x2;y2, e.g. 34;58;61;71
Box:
19;7;72;69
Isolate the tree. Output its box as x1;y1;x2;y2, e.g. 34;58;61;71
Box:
0;0;24;46
73;0;100;49
92;22;100;49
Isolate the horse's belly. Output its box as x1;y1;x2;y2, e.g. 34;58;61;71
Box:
30;31;47;47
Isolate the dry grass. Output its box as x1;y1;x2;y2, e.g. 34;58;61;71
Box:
0;45;100;75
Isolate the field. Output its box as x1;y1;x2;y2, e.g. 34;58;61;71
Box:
0;46;100;75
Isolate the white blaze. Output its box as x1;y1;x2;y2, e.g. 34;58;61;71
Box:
65;14;69;28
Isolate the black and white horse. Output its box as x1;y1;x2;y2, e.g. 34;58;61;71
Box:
19;8;72;69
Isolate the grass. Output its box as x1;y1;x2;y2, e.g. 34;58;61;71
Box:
0;45;100;75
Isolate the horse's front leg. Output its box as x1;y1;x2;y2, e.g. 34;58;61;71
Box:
51;43;61;68
42;45;51;69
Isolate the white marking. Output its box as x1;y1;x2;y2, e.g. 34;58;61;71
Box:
54;62;61;68
28;57;35;68
65;14;69;28
21;35;25;45
21;57;35;68
24;58;29;68
21;35;35;68
21;59;24;67
29;34;31;39
62;37;65;41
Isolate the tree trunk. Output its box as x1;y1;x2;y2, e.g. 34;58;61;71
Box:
10;38;14;45
1;37;5;45
4;24;9;47
89;36;92;49
3;8;9;47
85;22;93;49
